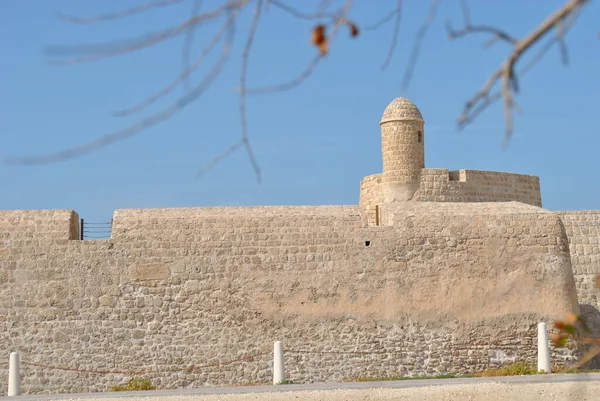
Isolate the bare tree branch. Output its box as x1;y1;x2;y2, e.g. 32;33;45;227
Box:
317;0;335;14
5;0;594;183
400;0;440;93
237;0;265;183
202;0;355;177
114;11;236;117
47;0;247;65
268;0;336;20
455;0;589;143
243;53;322;95
380;0;402;71
5;15;237;166
458;92;502;128
57;0;186;24
243;0;353;95
520;7;582;74
446;0;517;46
182;0;203;92
196;140;244;179
9;0;361;177
557;18;570;65
365;8;399;31
576;345;600;368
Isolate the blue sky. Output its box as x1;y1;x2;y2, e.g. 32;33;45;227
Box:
1;0;599;224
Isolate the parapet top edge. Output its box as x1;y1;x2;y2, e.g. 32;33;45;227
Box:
447;169;541;179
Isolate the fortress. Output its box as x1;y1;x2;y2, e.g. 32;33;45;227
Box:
0;98;599;395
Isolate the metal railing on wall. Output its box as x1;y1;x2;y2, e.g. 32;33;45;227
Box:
79;219;113;240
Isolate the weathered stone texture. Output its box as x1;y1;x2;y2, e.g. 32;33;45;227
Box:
555;211;600;368
379;98;424;202
0;204;580;394
358;174;383;225
0;209;79;242
414;169;542;207
380;97;424;124
556;211;600;309
359;169;542;224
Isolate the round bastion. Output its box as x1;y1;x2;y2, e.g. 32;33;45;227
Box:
359;97;544;226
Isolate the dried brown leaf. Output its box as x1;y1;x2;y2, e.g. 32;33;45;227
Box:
348;22;359;37
312;24;326;46
312;24;328;55
555;320;576;336
551;333;568;347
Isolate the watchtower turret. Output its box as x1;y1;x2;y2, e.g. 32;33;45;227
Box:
379;97;425;202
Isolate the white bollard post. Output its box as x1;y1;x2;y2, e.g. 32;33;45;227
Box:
8;351;21;396
273;341;285;385
537;322;551;373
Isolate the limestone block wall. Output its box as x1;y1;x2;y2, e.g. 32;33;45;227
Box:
555;211;600;368
358;174;383;225
359;169;542;227
414;169;542;207
0;204;580;395
556;211;600;310
0;210;79;242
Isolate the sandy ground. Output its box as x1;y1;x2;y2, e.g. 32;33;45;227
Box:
58;381;600;401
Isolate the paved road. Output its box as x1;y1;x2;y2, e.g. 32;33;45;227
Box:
9;373;600;400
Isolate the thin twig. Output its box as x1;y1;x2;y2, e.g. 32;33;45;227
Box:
520;8;581;75
446;0;517;46
317;0;335;14
243;54;321;95
5;20;236;165
456;0;588;142
196;141;244;179
457;92;502;128
114;11;237;117
57;0;185;24
243;0;353;95
365;8;398;31
269;0;336;20
400;0;441;93
238;0;265;183
47;0;247;65
380;0;402;71
575;344;600;368
182;0;204;92
447;22;518;46
557;20;569;65
202;0;353;177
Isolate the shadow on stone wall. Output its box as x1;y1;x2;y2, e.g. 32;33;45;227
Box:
579;304;600;369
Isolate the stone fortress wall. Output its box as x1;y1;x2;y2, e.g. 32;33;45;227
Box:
0;205;581;394
0;97;597;395
555;211;600;310
414;169;541;205
359;169;541;225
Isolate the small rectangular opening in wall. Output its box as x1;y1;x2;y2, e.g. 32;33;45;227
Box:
365;241;371;247
375;205;380;226
448;171;460;182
